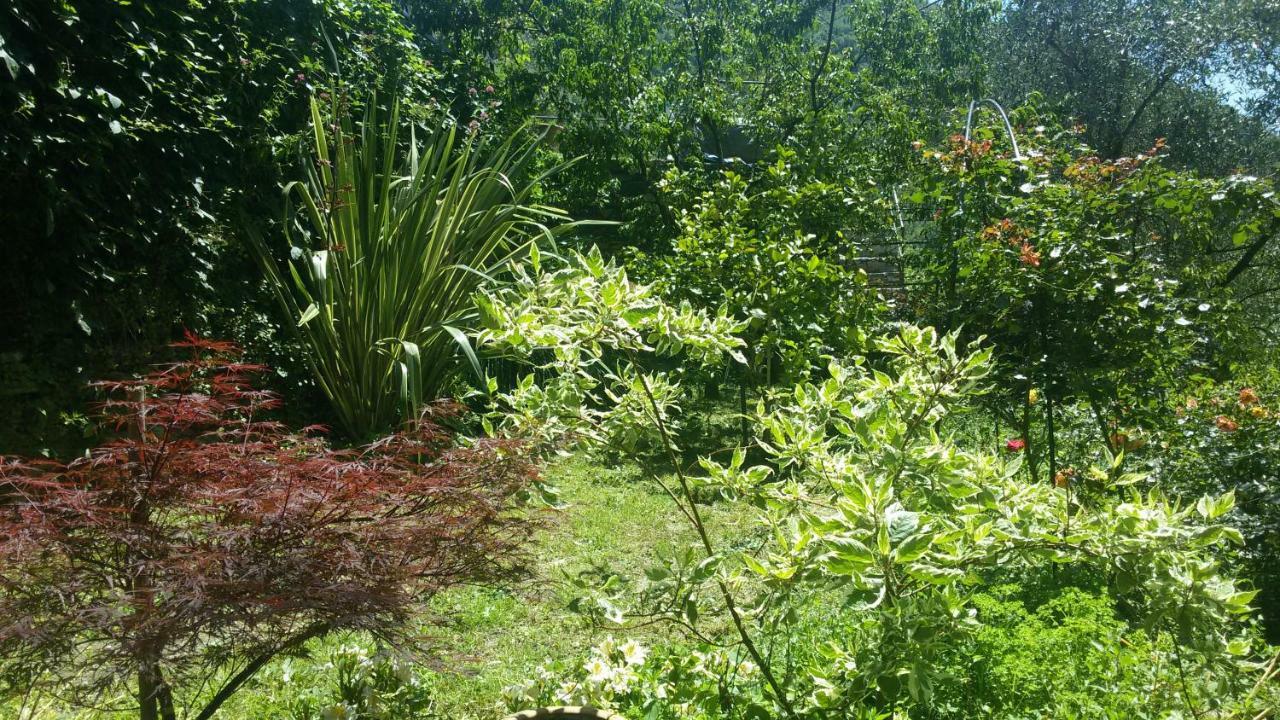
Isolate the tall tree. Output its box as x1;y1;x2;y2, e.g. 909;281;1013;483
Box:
990;0;1280;171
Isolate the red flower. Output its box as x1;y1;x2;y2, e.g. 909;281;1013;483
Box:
1005;438;1026;453
1214;415;1239;432
1238;387;1259;406
484;84;495;94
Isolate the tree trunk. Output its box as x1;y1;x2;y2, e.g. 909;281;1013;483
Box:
138;665;158;720
1021;399;1040;481
1046;391;1058;486
137;660;175;720
159;682;176;720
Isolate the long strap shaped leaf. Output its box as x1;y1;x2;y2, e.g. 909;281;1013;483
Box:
244;92;579;439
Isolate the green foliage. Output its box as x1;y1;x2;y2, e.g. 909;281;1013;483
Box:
247;96;574;439
5;0;1280;715
455;0;997;249
476;245;745;452
1157;374;1280;639
477;256;1267;717
933;586;1169;718
505;636;804;720
992;0;1280;169
0;0;433;453
640;155;886;384
902;111;1279;478
712;328;1255;712
276;643;435;720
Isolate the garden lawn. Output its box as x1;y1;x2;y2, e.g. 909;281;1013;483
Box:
3;456;744;720
418;455;745;718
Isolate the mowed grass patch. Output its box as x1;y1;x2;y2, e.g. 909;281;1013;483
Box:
420;455;749;717
5;456;751;719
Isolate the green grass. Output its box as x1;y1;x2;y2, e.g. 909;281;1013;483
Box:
231;455;746;719
5;455;743;719
416;456;719;717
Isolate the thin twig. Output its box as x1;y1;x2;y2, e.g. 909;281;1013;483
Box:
627;351;799;720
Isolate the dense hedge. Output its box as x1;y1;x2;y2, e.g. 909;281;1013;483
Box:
0;0;430;452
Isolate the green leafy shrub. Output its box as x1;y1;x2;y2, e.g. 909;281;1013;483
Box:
933;586;1168;718
641;154;885;387
476;250;1268;719
901;112;1278;481
279;642;436;720
1159;373;1280;639
504;637;804;720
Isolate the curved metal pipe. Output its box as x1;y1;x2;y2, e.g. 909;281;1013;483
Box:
964;98;1023;161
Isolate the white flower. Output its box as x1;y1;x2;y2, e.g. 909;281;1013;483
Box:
597;635;618;656
608;665;637;694
584;657;613;684
555;680;579;704
603;604;625;624
620;640;648;666
503;680;535;705
320;703;354;720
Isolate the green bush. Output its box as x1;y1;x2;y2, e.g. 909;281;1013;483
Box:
934;586;1166;719
0;0;433;454
247;96;575;439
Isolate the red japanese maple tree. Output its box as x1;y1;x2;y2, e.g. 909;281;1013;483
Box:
0;335;537;720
